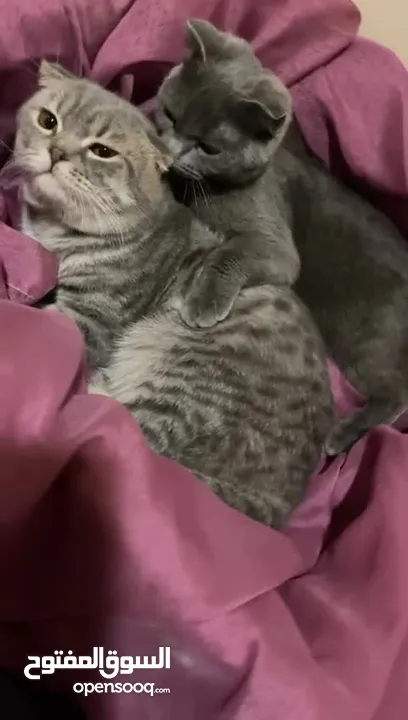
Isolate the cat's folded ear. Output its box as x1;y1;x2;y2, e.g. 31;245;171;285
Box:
145;128;173;174
38;60;76;86
185;19;248;63
237;73;292;140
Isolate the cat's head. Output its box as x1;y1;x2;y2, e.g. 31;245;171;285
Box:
156;19;292;185
14;62;171;234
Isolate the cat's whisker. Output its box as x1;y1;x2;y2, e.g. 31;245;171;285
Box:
63;178;119;218
69;177;123;210
192;179;197;213
174;162;202;183
88;182;136;206
23;59;41;79
55;42;62;70
27;57;42;71
197;180;212;212
0;137;14;154
0;158;16;176
89;192;126;242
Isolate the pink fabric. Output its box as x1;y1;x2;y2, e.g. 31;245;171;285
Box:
0;1;407;718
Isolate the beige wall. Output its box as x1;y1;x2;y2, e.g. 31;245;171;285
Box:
355;0;408;66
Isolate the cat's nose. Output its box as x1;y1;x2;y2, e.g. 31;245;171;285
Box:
50;146;66;166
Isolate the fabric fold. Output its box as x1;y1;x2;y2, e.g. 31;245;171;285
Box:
0;1;407;718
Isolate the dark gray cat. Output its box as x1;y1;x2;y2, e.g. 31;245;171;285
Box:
156;18;408;456
12;62;333;527
156;20;297;331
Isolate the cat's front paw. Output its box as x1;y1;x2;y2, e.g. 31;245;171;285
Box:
180;289;234;328
180;268;236;328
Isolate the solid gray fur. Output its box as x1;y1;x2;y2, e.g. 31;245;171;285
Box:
156;19;298;328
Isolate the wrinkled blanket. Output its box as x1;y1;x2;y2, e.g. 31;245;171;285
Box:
0;1;408;718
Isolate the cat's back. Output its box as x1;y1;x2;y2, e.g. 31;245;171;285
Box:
274;140;408;277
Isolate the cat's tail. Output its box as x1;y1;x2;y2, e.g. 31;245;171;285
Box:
325;395;407;456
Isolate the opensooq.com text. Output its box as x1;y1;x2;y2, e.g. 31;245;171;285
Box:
73;682;170;696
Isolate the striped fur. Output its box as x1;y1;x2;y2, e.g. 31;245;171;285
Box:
15;65;333;527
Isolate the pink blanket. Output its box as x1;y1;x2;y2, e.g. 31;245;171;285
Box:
0;1;408;718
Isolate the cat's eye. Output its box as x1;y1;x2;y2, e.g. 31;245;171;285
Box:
88;143;118;159
37;108;58;132
197;141;220;156
164;107;175;123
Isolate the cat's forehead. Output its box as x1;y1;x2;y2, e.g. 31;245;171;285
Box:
165;59;255;115
29;81;149;141
190;49;258;87
164;69;239;133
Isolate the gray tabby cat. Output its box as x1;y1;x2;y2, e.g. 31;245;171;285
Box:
12;61;333;527
156;18;408;456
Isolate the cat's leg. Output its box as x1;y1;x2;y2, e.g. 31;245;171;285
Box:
181;232;299;328
325;395;407;456
180;250;244;328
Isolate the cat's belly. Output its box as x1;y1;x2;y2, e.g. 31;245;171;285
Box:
101;308;190;404
90;285;332;527
98;284;329;407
